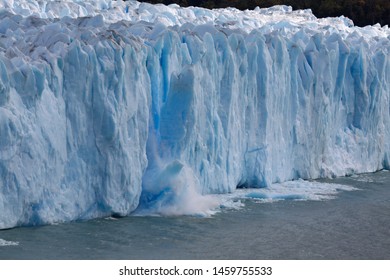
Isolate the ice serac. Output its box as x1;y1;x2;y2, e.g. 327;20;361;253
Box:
0;1;389;228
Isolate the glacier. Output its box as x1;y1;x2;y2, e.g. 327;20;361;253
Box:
0;0;389;229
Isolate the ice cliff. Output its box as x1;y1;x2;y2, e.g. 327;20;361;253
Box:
0;0;389;228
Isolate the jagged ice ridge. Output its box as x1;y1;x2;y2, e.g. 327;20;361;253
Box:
0;0;389;228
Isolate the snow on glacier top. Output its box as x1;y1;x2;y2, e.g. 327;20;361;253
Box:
0;0;388;66
0;0;388;40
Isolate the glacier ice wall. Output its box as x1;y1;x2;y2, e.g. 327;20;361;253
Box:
0;0;389;228
0;11;151;227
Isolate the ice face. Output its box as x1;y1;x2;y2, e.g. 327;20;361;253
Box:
0;1;389;228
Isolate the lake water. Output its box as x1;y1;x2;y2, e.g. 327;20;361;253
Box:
0;171;389;259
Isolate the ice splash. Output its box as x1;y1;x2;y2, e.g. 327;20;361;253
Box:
137;160;220;217
0;239;19;246
135;178;356;217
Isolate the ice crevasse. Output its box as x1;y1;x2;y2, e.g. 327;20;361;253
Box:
0;0;389;228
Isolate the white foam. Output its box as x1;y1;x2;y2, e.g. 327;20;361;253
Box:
0;238;19;246
350;172;389;183
350;174;375;183
135;179;356;217
211;180;357;213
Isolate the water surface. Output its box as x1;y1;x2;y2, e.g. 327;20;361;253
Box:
0;171;389;259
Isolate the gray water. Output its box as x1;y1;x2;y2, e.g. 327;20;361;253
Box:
0;171;389;259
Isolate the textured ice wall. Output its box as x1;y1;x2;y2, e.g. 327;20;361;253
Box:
0;13;151;228
140;24;390;201
0;1;389;228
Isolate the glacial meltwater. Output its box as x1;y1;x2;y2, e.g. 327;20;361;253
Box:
0;171;389;260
